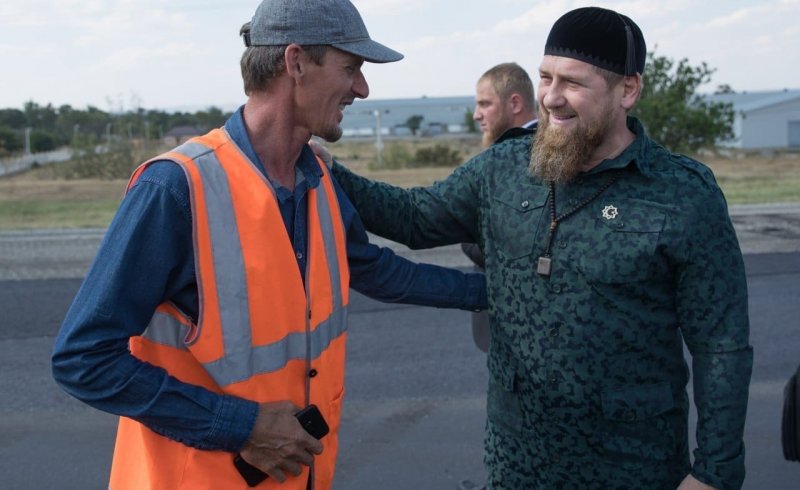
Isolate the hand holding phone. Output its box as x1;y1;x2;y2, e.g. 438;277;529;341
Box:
234;404;329;487
294;404;330;440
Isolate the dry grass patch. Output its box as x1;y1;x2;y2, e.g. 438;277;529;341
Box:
0;179;126;229
703;152;800;203
0;178;127;201
0;139;798;230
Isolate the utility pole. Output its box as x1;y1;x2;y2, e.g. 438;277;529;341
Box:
24;127;32;155
373;109;384;168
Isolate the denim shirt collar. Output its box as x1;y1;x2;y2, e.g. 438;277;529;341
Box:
223;106;323;189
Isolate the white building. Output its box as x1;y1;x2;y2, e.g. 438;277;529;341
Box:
341;96;474;137
705;89;800;149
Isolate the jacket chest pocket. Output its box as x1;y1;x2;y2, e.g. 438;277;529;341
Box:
577;200;669;283
488;189;548;260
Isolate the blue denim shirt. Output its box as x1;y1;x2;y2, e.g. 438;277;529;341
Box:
51;107;486;453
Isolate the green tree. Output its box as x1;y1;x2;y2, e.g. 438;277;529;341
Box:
464;109;476;133
715;84;736;95
633;51;735;153
29;130;57;152
0;126;22;152
194;107;229;130
0;109;26;129
23;101;58;133
411;144;461;167
378;143;414;170
0;100;235;155
405;114;424;136
69;106;113;141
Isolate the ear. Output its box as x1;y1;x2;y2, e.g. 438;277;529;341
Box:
620;74;642;110
285;44;305;81
508;93;524;115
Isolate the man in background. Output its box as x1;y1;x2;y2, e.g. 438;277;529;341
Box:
473;62;538;148
464;62;537;353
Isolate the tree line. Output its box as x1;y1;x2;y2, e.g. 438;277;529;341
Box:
0;103;231;156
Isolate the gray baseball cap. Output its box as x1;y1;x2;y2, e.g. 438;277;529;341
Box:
241;0;404;64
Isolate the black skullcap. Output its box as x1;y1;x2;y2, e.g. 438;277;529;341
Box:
544;6;646;75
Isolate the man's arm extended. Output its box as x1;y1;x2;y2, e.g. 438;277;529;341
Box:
333;175;487;312
331;157;483;249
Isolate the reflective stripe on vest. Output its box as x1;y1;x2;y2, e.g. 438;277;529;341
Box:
138;138;347;387
143;306;347;386
112;128;350;490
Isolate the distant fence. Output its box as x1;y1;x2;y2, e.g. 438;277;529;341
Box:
0;148;72;177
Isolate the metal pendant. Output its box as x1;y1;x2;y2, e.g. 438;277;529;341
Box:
537;256;552;276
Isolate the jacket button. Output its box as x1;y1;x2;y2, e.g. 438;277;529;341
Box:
308;369;318;378
521;200;530;208
548;327;558;337
624;411;636;422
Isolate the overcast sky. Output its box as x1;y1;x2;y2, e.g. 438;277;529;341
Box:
2;0;798;112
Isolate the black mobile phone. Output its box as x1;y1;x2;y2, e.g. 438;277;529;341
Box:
234;404;329;487
233;453;269;487
295;404;329;440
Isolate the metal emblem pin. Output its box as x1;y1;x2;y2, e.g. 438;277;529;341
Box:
602;205;618;220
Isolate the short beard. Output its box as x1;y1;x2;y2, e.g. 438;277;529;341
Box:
481;111;513;148
529;112;609;184
481;130;494;148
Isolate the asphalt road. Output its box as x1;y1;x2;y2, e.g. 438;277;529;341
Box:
1;204;799;489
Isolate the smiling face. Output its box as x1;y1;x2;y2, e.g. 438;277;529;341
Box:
536;55;619;139
301;47;369;142
530;55;622;182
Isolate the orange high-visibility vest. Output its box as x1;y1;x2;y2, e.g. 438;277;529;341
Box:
109;128;350;489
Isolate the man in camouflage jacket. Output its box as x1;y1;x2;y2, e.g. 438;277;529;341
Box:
329;7;752;490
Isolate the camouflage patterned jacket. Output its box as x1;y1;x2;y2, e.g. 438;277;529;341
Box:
332;117;752;489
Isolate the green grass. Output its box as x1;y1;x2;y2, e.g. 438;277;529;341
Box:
0;199;120;229
717;176;800;204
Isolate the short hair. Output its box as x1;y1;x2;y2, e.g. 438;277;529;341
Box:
591;64;625;88
240;45;328;95
480;62;535;110
590;64;643;107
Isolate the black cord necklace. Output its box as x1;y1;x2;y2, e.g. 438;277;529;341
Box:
537;171;622;277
